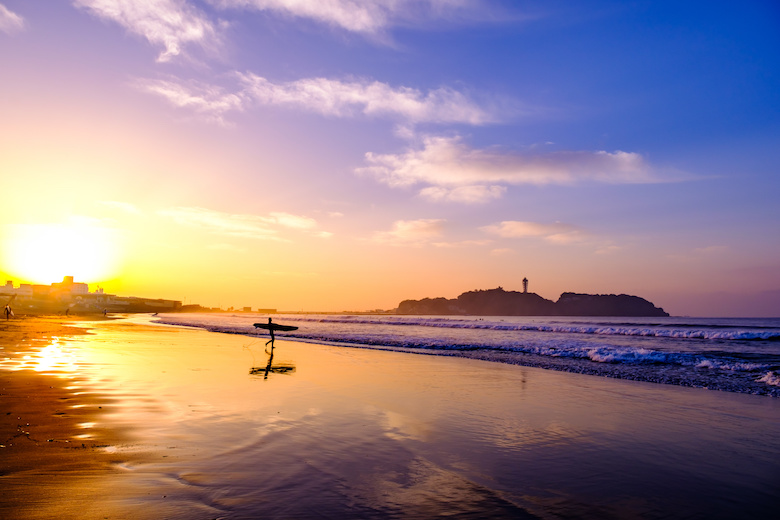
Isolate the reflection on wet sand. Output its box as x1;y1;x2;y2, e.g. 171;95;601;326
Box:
249;343;296;379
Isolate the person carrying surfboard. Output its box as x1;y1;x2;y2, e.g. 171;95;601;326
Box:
265;318;275;348
253;318;298;350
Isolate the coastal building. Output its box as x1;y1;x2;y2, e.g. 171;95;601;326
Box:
523;277;528;293
1;276;182;313
0;281;33;299
51;275;89;296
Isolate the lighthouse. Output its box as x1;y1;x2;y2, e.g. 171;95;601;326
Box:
522;277;528;293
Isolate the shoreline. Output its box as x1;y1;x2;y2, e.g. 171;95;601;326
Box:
1;316;779;518
0;317;142;519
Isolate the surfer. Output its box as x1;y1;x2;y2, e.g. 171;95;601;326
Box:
4;305;11;320
265;318;276;348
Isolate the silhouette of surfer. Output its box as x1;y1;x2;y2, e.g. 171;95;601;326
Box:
4;305;11;320
265;318;276;348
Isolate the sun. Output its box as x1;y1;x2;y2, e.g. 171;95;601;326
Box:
1;220;122;285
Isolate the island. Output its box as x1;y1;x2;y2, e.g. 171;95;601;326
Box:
397;287;669;317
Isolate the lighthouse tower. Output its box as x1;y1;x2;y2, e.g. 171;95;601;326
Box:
522;277;528;293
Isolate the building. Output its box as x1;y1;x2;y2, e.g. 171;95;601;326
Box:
1;276;182;314
1;281;33;299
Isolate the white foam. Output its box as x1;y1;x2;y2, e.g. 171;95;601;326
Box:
758;371;780;387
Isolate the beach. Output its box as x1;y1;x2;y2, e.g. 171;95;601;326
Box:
1;316;779;519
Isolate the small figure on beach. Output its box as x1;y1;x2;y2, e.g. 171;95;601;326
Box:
265;318;276;348
4;305;12;320
252;318;299;352
252;318;298;351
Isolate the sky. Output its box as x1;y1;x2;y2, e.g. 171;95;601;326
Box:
1;0;779;316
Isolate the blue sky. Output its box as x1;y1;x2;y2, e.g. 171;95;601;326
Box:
1;1;779;315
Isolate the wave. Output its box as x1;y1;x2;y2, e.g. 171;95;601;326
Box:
151;314;780;396
272;316;780;341
154;316;771;373
758;372;780;387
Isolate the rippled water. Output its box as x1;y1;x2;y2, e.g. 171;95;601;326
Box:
3;317;779;519
155;313;780;397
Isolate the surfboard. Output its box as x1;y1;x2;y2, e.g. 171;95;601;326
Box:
253;323;299;332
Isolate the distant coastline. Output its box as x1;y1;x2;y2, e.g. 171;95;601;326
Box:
397;287;670;317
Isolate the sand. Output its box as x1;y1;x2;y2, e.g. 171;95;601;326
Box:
1;316;779;519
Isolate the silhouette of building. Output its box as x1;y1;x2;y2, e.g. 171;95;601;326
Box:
1;276;181;313
523;277;528;293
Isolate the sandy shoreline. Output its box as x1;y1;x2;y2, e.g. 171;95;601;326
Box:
1;316;779;519
0;317;139;519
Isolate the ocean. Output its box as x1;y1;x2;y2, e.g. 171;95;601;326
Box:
154;313;780;397
4;315;779;518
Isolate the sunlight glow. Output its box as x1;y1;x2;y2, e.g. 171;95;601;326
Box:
34;339;78;373
2;220;122;284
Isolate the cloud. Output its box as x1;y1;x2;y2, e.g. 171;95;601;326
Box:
0;3;24;34
99;200;143;215
74;0;219;62
237;73;497;124
357;135;670;202
269;212;317;230
419;185;506;204
481;221;585;244
372;218;446;245
432;239;491;248
137;73;500;125
212;0;478;36
159;206;327;240
132;77;244;124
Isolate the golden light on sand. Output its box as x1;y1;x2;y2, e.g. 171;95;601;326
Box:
2;220;122;284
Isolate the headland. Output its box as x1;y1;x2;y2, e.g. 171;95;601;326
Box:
398;287;669;316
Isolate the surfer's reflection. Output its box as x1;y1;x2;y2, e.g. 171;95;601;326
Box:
249;342;296;379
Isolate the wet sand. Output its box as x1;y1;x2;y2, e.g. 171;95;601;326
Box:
0;317;141;519
1;316;779;519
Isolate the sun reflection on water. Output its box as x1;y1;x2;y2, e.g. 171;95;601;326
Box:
33;339;80;373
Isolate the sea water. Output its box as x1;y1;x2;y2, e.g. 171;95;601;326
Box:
155;314;780;397
4;317;779;519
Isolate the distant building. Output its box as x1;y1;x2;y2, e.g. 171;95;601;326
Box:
51;276;89;295
1;276;181;313
523;277;528;293
1;281;33;299
243;307;252;312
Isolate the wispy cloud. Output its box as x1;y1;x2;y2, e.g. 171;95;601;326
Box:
358;135;672;202
212;0;480;36
269;212;317;230
419;185;506;204
0;3;24;34
372;218;446;245
74;0;219;62
99;200;143;215
481;221;585;244
136;73;500;125
432;239;491;248
159;206;327;240
132;78;244;124
238;73;497;124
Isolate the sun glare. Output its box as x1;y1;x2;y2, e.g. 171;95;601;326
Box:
2;221;122;284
